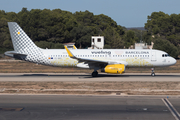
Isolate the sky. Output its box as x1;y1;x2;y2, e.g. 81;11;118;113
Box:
0;0;180;28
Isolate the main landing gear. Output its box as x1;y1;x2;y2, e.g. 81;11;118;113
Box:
151;68;155;77
92;71;98;77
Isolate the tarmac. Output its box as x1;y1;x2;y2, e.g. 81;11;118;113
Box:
0;95;180;120
0;73;180;81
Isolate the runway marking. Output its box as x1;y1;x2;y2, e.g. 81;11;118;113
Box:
162;98;180;120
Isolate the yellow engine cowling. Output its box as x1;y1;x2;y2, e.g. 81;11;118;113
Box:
101;64;125;74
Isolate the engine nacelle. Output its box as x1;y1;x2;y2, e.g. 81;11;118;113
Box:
101;64;125;74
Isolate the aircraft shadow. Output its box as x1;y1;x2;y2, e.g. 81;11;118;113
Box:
0;74;179;78
81;74;180;78
22;74;180;78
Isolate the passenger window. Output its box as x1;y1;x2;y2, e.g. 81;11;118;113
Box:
165;54;167;57
162;54;164;57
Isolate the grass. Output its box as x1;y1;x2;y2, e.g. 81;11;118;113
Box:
0;81;180;95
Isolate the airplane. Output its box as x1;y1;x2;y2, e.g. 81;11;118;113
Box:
5;22;177;77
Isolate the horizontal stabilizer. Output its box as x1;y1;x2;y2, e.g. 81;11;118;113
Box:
4;51;27;57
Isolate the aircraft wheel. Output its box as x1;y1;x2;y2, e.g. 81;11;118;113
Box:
92;71;98;77
151;72;155;77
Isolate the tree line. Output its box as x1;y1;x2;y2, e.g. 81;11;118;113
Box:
0;8;179;58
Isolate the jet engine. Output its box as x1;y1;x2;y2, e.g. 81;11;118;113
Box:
101;64;125;74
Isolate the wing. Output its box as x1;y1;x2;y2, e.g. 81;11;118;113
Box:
65;46;107;64
64;46;128;66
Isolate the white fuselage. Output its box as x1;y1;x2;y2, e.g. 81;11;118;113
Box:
41;49;176;68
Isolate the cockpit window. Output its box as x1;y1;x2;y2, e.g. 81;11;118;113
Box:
162;54;170;57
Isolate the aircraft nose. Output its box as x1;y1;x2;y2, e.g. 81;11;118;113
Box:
171;58;177;65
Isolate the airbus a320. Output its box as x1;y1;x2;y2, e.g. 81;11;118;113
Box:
5;22;176;77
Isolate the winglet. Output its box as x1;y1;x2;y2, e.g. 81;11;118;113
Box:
73;45;77;49
64;46;74;57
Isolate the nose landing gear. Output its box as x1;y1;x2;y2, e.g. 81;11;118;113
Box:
151;68;155;76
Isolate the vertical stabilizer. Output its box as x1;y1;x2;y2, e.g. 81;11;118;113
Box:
8;22;50;65
8;22;38;53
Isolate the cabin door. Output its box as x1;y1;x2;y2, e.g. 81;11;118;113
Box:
151;51;156;61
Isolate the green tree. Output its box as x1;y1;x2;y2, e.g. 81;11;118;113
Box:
103;27;124;49
123;30;138;48
153;38;178;58
70;25;93;48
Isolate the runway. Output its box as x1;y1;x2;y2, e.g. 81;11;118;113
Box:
0;95;180;120
0;73;180;81
0;73;180;119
